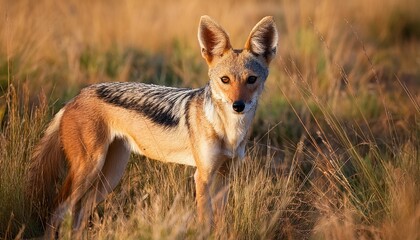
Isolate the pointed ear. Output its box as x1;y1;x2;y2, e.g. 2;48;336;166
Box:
245;16;278;64
198;15;232;64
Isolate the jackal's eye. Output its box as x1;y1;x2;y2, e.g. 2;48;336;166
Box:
247;76;257;84
220;76;230;84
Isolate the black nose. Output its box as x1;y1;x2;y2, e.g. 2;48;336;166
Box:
232;100;245;113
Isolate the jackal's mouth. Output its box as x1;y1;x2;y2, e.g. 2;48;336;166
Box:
232;111;245;115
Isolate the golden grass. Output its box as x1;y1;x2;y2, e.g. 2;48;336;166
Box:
0;0;419;239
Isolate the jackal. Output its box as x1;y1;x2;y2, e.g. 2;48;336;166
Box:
27;15;278;236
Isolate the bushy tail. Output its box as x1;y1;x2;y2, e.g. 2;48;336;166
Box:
26;109;67;221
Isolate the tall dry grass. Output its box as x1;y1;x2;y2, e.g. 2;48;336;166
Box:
1;0;419;239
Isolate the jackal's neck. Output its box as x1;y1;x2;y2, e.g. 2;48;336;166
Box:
203;84;255;151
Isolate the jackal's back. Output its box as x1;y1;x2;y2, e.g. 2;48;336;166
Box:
92;82;205;128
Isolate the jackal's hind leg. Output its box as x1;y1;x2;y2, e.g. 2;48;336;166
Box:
46;151;107;238
95;138;131;203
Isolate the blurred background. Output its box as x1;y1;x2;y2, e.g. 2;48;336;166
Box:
1;0;419;142
0;0;419;239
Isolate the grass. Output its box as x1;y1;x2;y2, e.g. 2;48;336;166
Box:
1;0;419;239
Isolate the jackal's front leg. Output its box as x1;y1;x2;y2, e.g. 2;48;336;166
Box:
210;161;231;224
194;169;213;227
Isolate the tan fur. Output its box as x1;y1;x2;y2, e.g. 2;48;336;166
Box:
27;15;278;237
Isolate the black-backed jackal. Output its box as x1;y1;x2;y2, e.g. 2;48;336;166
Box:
27;15;278;237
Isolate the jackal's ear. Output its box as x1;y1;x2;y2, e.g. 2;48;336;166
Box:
198;15;232;64
245;16;278;64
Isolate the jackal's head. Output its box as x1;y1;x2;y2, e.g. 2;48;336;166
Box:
198;15;278;114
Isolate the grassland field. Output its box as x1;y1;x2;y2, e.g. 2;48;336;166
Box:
0;0;419;239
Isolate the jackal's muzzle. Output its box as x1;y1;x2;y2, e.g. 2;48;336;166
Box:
232;100;245;113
